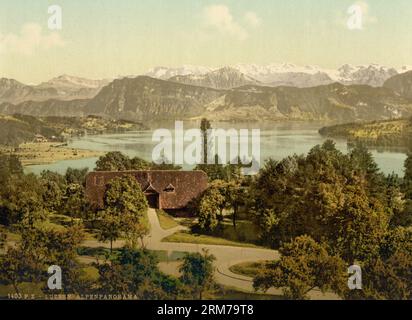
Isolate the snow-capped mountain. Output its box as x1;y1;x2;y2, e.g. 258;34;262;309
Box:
145;65;214;80
234;63;334;83
236;64;412;87
235;63;405;87
397;65;412;74
35;75;110;100
169;67;261;89
144;63;412;88
38;75;109;90
333;64;398;87
3;74;412;122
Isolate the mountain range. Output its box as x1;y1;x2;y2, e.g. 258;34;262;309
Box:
1;64;412;123
169;67;261;90
1;64;410;104
148;63;410;88
0;75;108;104
384;70;412;100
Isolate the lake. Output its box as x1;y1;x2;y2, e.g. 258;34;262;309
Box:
25;121;408;177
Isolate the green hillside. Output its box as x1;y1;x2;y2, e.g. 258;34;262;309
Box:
319;118;412;148
0;114;146;147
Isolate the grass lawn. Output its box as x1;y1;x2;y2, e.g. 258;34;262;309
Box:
156;210;180;230
218;220;260;244
229;261;269;277
35;220;66;232
77;246;187;263
162;231;261;248
81;265;100;282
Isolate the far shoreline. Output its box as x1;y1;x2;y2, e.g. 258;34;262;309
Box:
1;142;105;168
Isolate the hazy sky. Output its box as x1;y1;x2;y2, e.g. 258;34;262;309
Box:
1;0;412;83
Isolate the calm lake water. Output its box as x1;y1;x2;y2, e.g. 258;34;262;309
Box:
25;121;408;177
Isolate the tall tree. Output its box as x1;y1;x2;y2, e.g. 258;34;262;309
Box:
65;167;89;186
254;236;347;300
41;224;89;299
96;176;149;251
95;151;178;172
62;183;89;219
200;118;212;164
404;153;412;200
0;173;47;226
197;186;225;232
96;209;122;253
349;143;386;199
104;176;148;220
0;153;23;182
386;173;409;227
0;224;86;296
40;170;66;212
223;180;244;228
130;156;152;170
345;227;412;300
179;249;216;300
95;151;132;171
96;248;180;299
250;141;389;262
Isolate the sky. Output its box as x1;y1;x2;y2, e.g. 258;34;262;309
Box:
0;0;412;84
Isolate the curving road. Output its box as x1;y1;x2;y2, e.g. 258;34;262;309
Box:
146;209;338;300
83;208;339;299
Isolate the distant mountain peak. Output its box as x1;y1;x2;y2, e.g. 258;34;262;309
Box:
384;70;412;99
0;75;108;104
169;66;260;90
39;75;108;89
0;78;25;86
145;65;214;80
146;63;406;88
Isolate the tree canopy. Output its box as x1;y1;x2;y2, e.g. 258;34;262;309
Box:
97;176;149;251
179;249;216;300
254;236;347;300
95;151;181;172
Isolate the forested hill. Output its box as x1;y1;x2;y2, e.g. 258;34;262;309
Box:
319;118;412;148
0;114;146;147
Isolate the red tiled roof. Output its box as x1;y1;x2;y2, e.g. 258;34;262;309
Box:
86;170;208;210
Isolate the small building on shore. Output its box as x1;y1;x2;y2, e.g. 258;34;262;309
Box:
86;170;208;210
